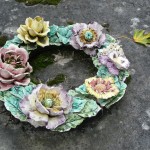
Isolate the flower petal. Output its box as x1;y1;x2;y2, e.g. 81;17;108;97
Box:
19;96;31;115
0;68;13;79
46;115;66;130
28;29;37;37
28;119;46;128
0;82;13;91
0;77;14;84
11;68;26;75
36;36;49;47
13;73;29;80
14;78;30;86
29;111;49;122
99;33;106;44
15;47;29;64
31;18;43;33
88;22;103;35
48;108;64;116
70;36;80;49
25;17;33;28
35;100;49;115
17;34;28;43
59;90;73;114
25;34;38;43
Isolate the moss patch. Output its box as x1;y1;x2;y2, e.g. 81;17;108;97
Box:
16;0;61;5
125;75;132;85
0;35;8;47
47;74;66;86
29;49;55;71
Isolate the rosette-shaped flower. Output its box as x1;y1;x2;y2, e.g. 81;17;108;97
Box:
0;44;32;91
85;77;119;99
19;84;73;130
99;43;130;75
70;22;106;55
17;16;50;47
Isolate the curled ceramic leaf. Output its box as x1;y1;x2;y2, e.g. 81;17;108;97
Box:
48;25;73;45
17;16;50;47
3;84;35;121
19;84;73;130
54;96;101;132
0;44;32;91
70;22;106;55
118;70;130;81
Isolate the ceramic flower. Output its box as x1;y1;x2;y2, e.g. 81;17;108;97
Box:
99;43;130;73
0;44;32;91
85;77;119;99
70;22;106;55
17;16;50;47
19;84;73;130
99;55;119;75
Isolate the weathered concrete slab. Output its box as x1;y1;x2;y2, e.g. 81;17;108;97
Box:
0;0;150;150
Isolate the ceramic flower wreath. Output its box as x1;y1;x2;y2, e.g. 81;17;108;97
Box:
0;16;130;132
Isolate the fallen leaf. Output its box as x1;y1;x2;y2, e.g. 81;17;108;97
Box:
133;29;150;46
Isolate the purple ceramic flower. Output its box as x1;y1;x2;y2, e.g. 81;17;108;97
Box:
99;43;130;74
0;44;32;91
19;84;73;130
100;55;119;75
70;22;106;55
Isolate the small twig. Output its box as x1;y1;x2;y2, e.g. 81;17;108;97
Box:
116;35;133;41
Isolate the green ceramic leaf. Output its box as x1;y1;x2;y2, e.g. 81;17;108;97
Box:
49;25;58;36
103;34;116;47
77;97;100;118
118;70;130;81
3;36;23;48
97;65;112;78
75;84;89;95
54;94;101;132
49;25;73;45
92;56;101;69
71;97;87;113
20;43;37;52
3;84;35;121
0;91;4;101
4;94;27;121
53;113;84;132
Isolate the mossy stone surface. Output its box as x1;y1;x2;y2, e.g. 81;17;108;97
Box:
16;0;61;5
47;74;66;86
0;35;8;47
29;45;97;90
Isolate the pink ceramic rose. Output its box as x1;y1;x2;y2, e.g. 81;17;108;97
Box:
0;44;32;91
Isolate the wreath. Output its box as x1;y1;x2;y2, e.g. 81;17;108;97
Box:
0;16;130;132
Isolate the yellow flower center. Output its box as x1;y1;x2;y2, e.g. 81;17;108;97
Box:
79;28;97;44
38;88;61;107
